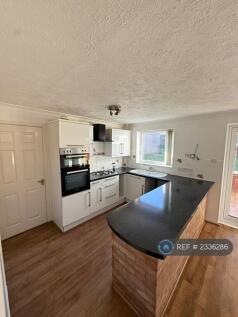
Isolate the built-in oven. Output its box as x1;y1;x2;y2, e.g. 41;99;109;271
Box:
60;147;90;197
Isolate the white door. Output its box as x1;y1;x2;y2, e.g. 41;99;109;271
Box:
220;125;238;228
0;124;47;239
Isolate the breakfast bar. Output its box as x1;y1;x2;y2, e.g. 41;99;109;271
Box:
107;174;213;317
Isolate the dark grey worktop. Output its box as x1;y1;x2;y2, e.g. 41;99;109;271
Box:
106;168;214;259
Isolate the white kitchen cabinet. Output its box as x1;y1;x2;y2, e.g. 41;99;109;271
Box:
90;180;104;212
89;125;94;155
101;176;119;207
120;130;131;156
125;174;145;201
62;176;119;227
58;120;90;148
105;129;131;157
62;190;91;226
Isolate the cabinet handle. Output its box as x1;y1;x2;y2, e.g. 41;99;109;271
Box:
66;144;84;146
88;192;91;207
120;143;123;154
105;184;115;189
100;188;102;202
142;184;145;195
105;193;116;200
91;181;100;185
103;177;117;182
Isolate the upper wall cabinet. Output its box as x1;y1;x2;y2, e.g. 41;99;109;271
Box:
105;129;131;157
58;120;90;148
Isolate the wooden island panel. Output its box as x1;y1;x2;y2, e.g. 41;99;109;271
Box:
112;195;207;317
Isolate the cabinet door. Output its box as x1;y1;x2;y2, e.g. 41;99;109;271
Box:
59;121;90;148
102;176;119;207
105;129;131;157
111;130;121;143
121;130;131;156
111;143;122;157
89;126;94;155
111;129;122;157
62;190;91;226
125;174;145;201
90;180;103;213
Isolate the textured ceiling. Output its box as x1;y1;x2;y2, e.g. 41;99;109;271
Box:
0;1;238;123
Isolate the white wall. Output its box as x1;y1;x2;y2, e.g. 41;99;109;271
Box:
127;110;238;224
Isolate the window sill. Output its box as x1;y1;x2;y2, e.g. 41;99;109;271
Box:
139;162;173;168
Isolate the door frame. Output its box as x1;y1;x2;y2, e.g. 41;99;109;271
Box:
219;123;238;229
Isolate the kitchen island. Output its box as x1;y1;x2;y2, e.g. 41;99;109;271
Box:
107;172;213;317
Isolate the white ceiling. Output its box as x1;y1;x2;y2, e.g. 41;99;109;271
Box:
0;1;238;123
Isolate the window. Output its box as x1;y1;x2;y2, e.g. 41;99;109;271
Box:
137;130;173;166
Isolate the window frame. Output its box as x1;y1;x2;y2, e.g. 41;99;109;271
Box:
136;129;174;167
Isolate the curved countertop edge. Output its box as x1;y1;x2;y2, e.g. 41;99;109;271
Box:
107;218;166;260
106;170;214;259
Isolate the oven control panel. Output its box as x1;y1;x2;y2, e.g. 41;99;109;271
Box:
60;147;89;155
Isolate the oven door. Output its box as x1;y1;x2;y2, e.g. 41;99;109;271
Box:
61;168;90;197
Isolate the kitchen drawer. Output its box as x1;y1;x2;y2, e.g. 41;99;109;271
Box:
102;176;119;186
102;176;119;207
103;189;119;207
90;180;102;189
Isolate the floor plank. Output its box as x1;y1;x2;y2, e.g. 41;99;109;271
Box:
2;215;238;317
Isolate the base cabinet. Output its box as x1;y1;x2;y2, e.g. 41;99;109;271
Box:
62;176;120;228
62;190;91;226
125;174;145;201
90;180;104;213
101;176;120;207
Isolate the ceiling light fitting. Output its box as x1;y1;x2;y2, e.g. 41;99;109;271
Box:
108;105;121;116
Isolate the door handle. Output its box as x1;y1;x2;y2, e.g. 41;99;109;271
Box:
37;179;45;186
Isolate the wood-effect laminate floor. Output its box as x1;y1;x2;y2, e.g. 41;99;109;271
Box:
2;213;238;317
